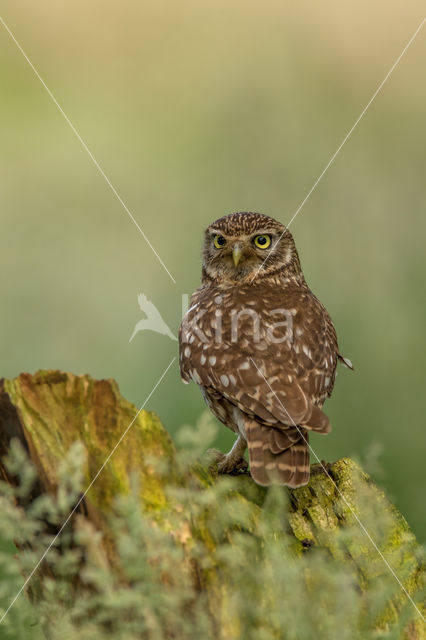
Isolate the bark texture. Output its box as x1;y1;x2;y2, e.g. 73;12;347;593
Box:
0;370;424;638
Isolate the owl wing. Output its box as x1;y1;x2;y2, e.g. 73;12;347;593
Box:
179;286;207;384
290;289;339;403
201;354;331;434
179;286;333;434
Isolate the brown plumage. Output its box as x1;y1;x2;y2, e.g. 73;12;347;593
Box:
179;212;349;488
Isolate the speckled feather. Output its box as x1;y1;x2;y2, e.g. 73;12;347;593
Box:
179;212;341;488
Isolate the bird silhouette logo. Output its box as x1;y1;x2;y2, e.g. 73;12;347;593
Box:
129;294;177;343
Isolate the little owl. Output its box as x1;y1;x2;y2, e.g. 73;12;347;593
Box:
179;212;351;487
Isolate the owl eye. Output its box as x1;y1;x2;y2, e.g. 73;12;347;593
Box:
213;235;227;249
253;234;271;249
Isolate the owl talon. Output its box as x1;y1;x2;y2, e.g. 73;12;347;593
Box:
206;448;248;475
206;448;224;462
219;456;249;475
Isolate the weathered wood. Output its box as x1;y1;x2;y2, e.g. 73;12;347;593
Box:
0;370;424;638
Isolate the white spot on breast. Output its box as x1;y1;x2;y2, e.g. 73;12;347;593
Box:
302;345;312;359
220;374;229;387
325;376;331;387
189;335;195;344
229;374;236;385
209;355;216;366
239;361;250;370
200;354;206;365
184;346;191;357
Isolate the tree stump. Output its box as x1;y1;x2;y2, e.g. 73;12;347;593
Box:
0;370;424;639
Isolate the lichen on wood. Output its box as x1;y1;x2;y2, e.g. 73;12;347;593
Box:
0;370;424;639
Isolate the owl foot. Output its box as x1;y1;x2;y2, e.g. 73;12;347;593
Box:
207;448;249;476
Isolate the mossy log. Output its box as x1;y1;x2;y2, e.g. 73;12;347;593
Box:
0;370;424;638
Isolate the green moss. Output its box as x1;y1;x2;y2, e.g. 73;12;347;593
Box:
0;371;424;639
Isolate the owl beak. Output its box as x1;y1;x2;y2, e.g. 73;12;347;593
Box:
232;245;243;267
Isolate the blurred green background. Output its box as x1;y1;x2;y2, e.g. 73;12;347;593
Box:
0;0;424;544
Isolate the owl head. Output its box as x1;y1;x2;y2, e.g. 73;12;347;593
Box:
202;212;302;283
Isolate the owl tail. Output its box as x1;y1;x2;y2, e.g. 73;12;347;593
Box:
246;422;310;488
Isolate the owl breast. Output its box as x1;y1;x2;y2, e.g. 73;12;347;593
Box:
179;279;338;414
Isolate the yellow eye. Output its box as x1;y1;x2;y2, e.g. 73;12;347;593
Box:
214;235;227;249
253;234;271;249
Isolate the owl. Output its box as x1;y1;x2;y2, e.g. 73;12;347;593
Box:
179;212;351;488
